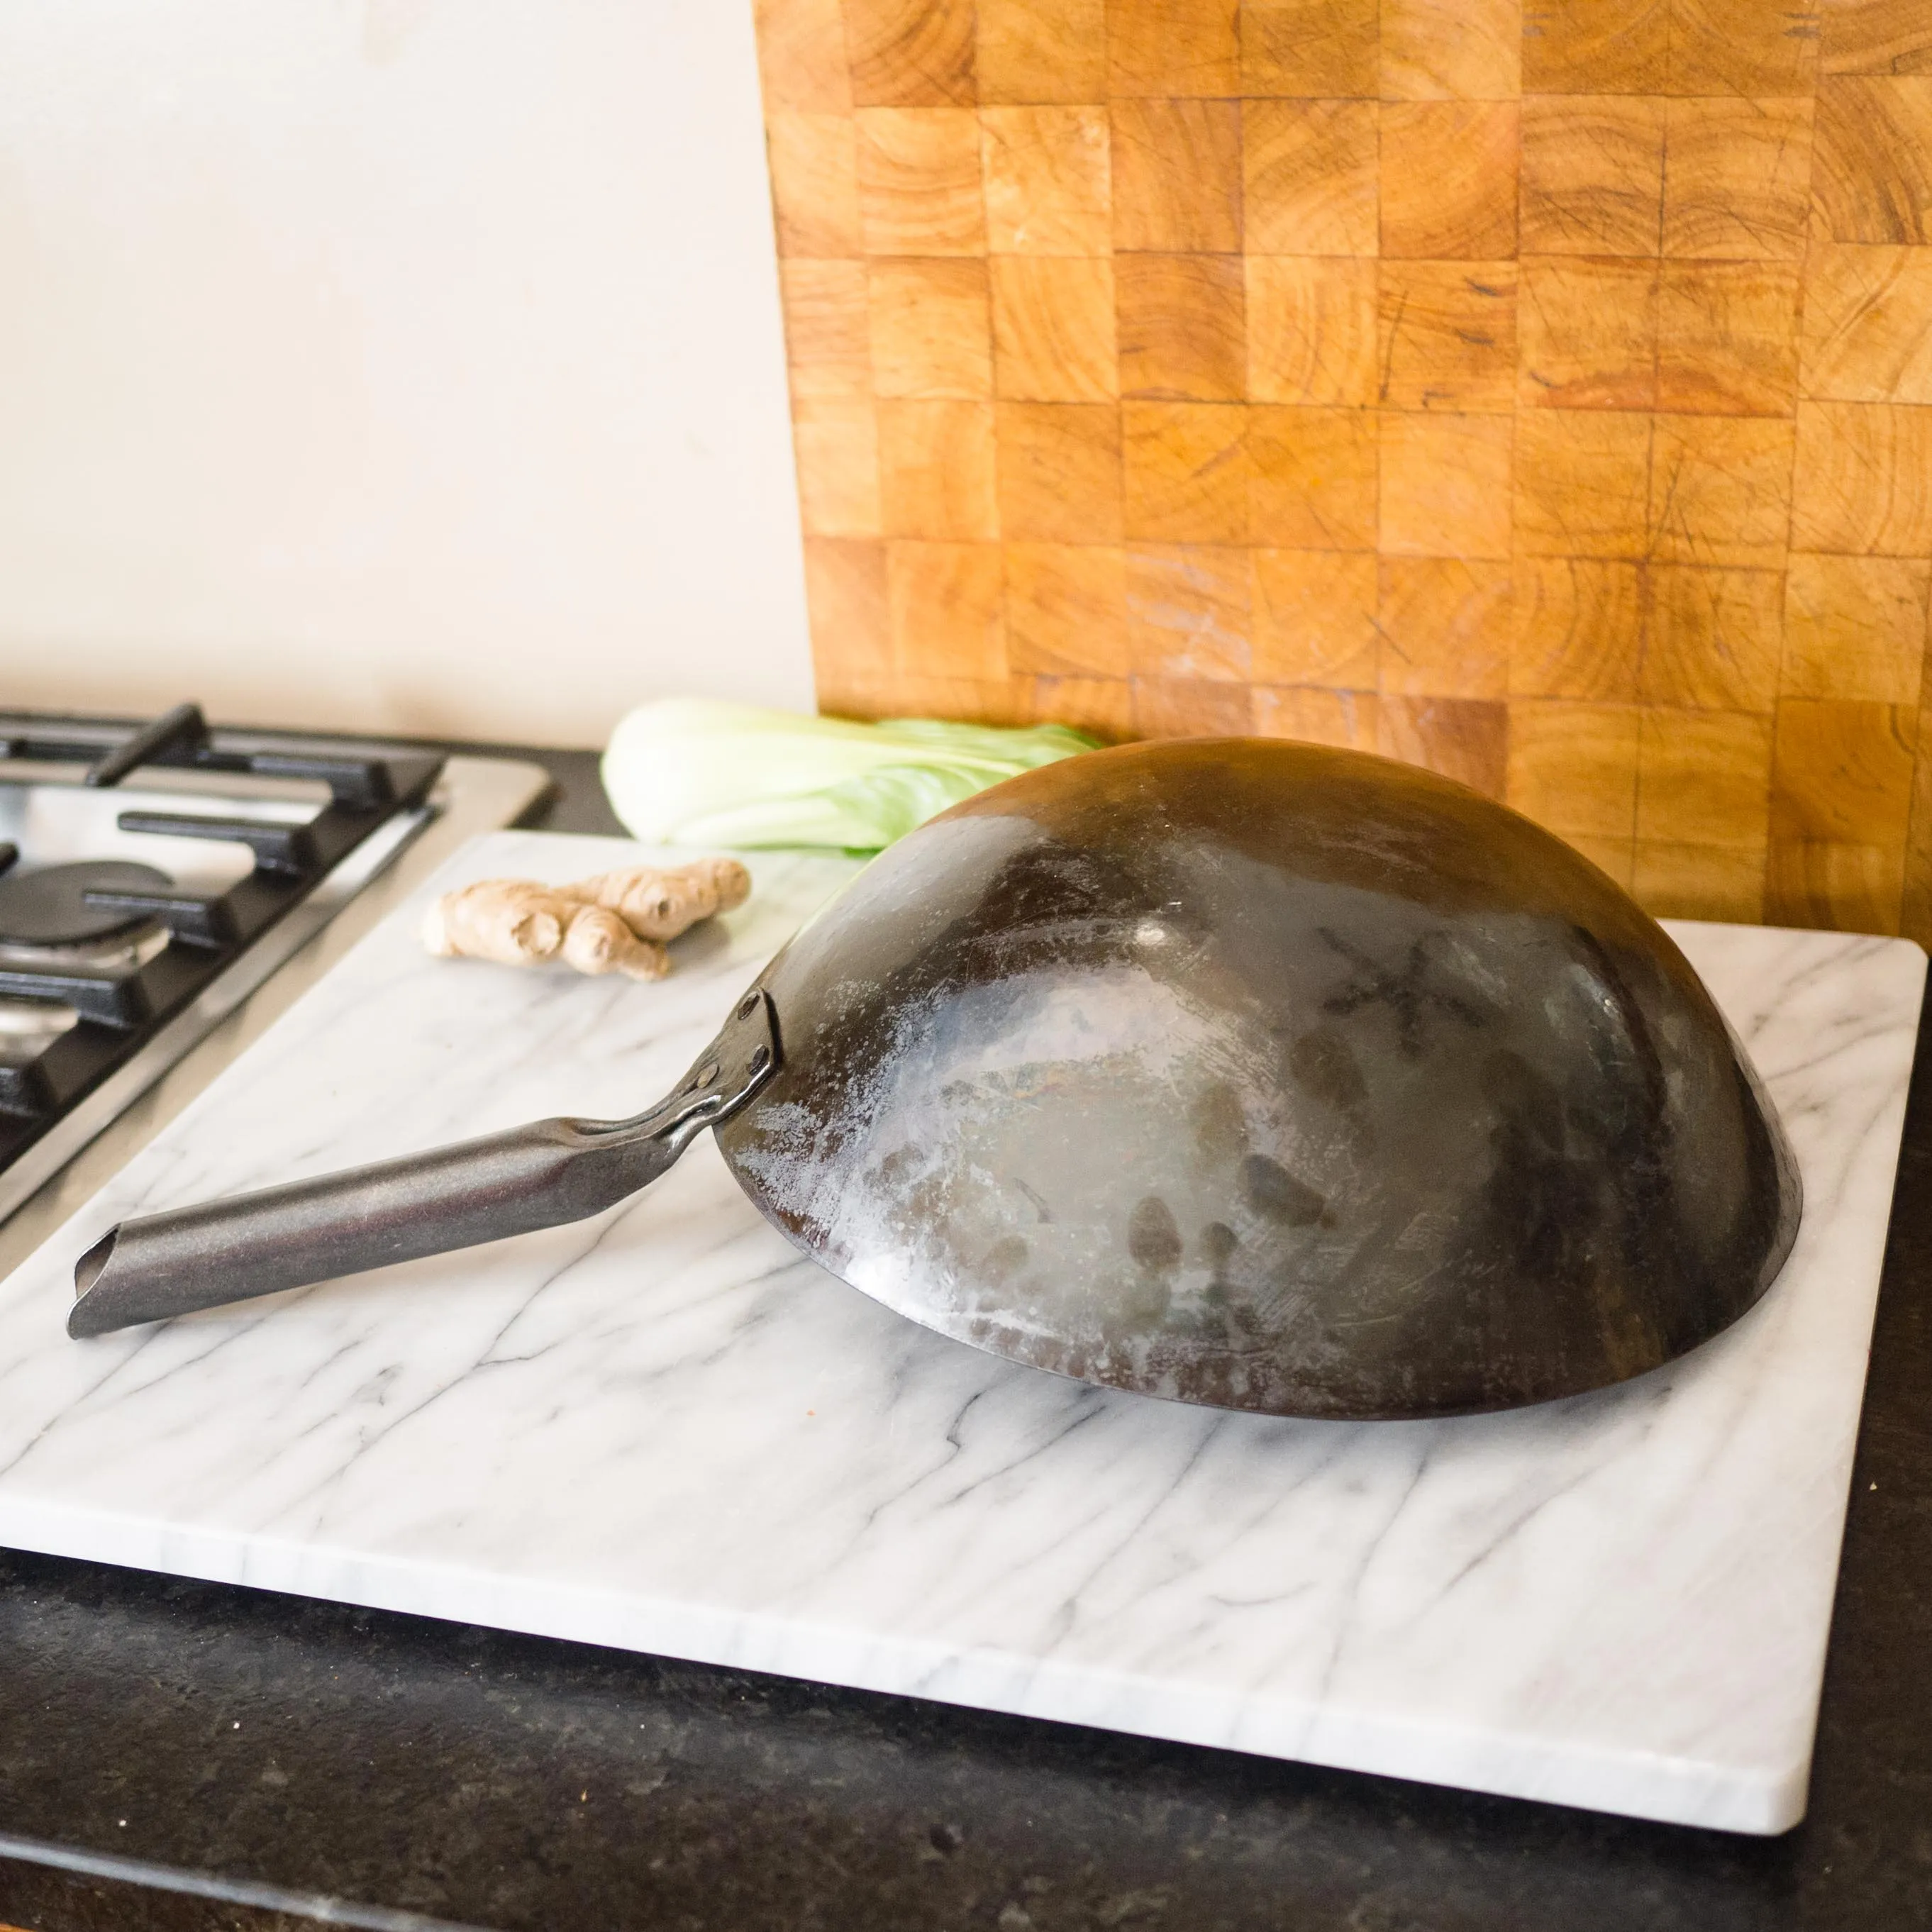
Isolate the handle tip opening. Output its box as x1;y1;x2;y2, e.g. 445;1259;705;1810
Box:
69;1228;128;1338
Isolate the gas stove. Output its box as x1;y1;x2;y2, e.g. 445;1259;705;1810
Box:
0;706;547;1267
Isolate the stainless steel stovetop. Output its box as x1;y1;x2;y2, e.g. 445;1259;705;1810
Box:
0;706;548;1284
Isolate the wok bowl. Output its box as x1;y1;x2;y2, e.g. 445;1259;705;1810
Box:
722;738;1801;1419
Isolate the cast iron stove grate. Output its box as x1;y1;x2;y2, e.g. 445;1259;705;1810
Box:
0;704;443;1208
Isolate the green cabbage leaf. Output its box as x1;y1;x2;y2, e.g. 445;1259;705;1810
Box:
601;699;1101;853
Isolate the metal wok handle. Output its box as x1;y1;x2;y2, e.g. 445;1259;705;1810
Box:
67;989;780;1339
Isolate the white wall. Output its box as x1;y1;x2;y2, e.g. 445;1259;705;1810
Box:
0;0;817;746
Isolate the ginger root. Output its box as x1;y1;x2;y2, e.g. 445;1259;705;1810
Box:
570;856;750;939
421;881;670;981
421;858;750;982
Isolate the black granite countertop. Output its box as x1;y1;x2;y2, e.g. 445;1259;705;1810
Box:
1;747;1929;1932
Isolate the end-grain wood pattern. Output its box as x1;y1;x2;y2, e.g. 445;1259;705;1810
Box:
753;0;1932;939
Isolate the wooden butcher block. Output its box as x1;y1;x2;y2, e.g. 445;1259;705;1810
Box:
751;0;1932;945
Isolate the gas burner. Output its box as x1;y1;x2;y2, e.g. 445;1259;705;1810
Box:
0;861;174;947
0;703;449;1159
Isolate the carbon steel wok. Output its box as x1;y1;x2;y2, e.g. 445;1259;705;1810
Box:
66;739;1801;1420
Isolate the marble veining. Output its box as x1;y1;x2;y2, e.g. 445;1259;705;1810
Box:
0;833;1920;1835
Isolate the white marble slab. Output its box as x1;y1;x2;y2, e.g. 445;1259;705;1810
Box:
0;832;1920;1836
